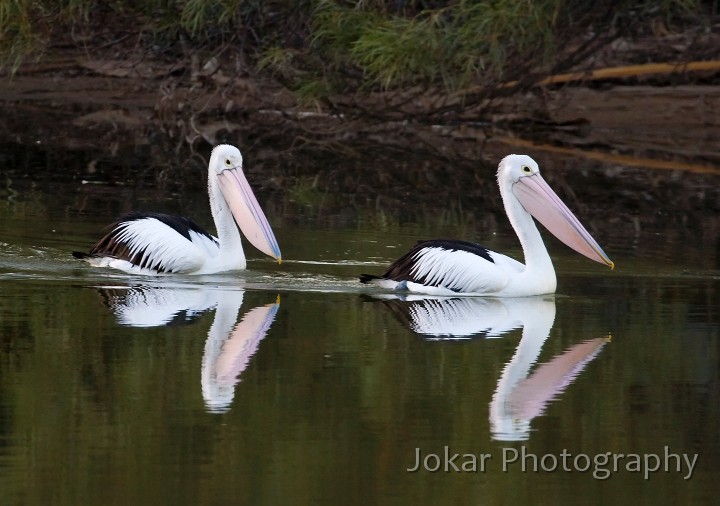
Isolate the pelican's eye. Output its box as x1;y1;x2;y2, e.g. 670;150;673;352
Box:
225;159;232;166
521;165;532;174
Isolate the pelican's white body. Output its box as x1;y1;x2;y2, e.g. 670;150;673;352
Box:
86;218;243;275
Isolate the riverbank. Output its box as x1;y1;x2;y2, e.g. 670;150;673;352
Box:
1;25;720;242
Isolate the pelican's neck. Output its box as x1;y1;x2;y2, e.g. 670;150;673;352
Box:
500;180;556;283
208;175;245;257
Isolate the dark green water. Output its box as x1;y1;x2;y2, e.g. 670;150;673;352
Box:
1;156;719;505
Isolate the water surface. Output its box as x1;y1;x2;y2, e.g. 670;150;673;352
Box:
1;156;719;505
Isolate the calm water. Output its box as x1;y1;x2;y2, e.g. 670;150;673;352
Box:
1;154;719;505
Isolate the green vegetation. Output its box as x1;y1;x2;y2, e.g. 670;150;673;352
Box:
0;0;704;93
0;0;290;69
305;0;702;91
308;0;562;90
0;0;90;68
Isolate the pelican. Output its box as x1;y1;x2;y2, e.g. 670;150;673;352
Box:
360;154;613;296
73;144;282;274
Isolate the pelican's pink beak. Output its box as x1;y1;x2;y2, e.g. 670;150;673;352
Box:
512;173;614;269
217;167;282;263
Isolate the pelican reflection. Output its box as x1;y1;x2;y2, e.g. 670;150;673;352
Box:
369;295;609;440
491;334;608;440
99;285;280;412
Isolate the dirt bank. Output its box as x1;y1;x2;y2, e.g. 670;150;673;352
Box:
1;29;720;240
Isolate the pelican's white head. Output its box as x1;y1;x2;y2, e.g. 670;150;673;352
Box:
208;144;282;263
497;154;540;185
210;144;244;175
497;154;613;269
